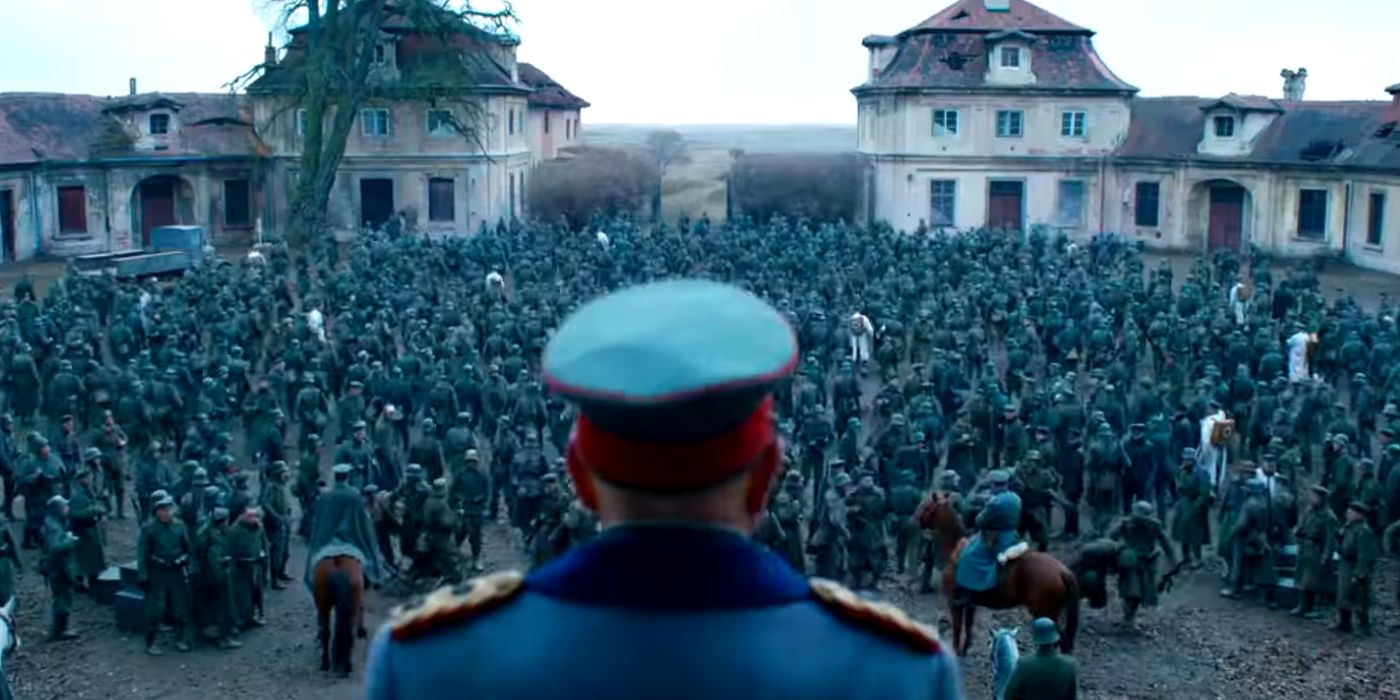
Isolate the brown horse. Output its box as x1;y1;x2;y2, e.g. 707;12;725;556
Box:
312;555;367;676
917;493;1080;656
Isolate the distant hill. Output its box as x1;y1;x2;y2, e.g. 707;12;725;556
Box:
581;124;856;154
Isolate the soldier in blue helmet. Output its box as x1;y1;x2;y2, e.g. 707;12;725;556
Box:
366;279;963;700
954;470;1023;600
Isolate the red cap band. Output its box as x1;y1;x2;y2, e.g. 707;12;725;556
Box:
571;396;775;491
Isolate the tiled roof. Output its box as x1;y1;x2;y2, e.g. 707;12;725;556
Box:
518;63;590;110
859;32;1135;93
904;0;1090;35
0;92;262;166
1117;96;1399;170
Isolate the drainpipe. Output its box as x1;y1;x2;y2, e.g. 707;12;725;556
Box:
28;171;40;258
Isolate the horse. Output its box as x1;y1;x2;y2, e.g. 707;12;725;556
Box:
312;555;367;677
0;597;19;700
989;626;1021;700
917;492;1080;656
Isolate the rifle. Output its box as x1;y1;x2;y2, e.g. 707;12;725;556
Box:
1157;557;1187;594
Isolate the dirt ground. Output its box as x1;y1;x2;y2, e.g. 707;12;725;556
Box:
6;502;1396;700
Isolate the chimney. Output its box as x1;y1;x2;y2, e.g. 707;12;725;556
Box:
129;77;137;96
1386;83;1400;120
264;33;277;67
985;0;1011;11
1281;67;1307;101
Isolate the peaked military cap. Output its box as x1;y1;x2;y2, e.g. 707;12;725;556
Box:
543;280;797;491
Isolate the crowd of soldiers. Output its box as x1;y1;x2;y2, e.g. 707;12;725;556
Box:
0;216;1397;658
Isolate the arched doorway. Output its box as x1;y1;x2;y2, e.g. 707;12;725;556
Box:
131;175;195;247
1189;179;1253;252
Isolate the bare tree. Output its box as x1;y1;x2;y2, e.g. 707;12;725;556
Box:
643;130;689;223
235;0;515;246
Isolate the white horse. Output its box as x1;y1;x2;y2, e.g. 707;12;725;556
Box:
989;626;1020;700
0;596;18;698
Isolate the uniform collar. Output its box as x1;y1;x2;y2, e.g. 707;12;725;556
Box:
527;524;809;610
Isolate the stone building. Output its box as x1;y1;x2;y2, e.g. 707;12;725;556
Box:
0;8;586;262
856;0;1400;274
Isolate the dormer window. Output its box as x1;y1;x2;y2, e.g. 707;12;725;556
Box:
1214;116;1236;138
373;43;388;65
1000;47;1021;68
149;113;170;135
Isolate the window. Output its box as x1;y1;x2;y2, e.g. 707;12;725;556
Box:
426;109;455;136
149;113;170;135
1213;116;1236;138
996;110;1023;138
1057;180;1085;227
1060;111;1086;137
1366;192;1385;247
929;180;956;227
373;43;388;65
509;173;517;219
933;109;959;136
545;112;551;135
1134;182;1161;227
1000;46;1021;68
296;109;308;137
520;172;526;214
1297;188;1328;239
57;185;87;234
508;108;515;136
361;108;390;137
224;179;251;227
428;178;455;222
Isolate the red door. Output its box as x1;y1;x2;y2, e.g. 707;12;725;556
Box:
140;178;177;247
988;181;1023;232
1208;184;1244;251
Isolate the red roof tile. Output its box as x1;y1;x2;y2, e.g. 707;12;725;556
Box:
859;32;1134;94
518;63;590;110
905;0;1090;35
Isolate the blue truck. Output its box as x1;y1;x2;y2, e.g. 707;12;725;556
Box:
72;225;209;278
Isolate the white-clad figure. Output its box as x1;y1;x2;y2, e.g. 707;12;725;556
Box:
1198;400;1228;493
848;312;874;366
307;304;326;344
595;231;610;249
485;271;505;293
1286;327;1313;383
1228;281;1249;326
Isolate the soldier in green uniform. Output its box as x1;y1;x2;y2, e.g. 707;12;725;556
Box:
1012;450;1062;551
888;470;922;575
296;433;323;538
1334;502;1379;636
1003;618;1077;700
41;495;79;640
417;479;462;583
19;436;65;549
1351;460;1385;532
138;493;193;655
94;414;130;519
1291;485;1338;619
1107;501;1176;629
195;506;243;650
391;464;431;569
1221;477;1279;607
1172;449;1212;568
67;459;107;590
0;511;20;604
450;449;489;573
227;508;269;630
848;475;888;589
260;461;294;588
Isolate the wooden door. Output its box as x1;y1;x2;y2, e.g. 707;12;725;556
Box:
1208;184;1244;251
139;179;177;247
987;181;1024;232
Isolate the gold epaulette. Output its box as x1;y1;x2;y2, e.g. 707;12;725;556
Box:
389;571;525;641
809;579;942;653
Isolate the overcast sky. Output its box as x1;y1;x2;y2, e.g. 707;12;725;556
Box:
1;0;1396;124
